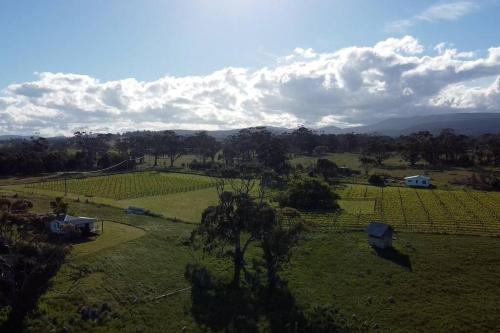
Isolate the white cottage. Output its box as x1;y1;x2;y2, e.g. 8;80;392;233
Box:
50;214;97;234
404;175;431;188
367;222;393;249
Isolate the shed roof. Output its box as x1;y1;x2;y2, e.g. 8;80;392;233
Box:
367;222;393;237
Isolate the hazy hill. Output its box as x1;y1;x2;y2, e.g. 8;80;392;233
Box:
320;113;500;136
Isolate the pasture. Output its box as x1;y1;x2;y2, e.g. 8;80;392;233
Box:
12;168;500;235
3;192;497;333
290;152;489;188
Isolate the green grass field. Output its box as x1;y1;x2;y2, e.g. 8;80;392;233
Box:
2;191;496;332
11;167;500;235
290;152;489;188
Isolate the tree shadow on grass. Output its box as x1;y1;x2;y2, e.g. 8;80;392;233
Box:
373;247;412;271
185;264;356;332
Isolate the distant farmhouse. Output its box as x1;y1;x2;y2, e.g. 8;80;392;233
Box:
50;214;98;235
367;222;393;249
404;175;431;188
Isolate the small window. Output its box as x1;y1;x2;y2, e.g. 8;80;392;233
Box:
422;180;426;184
415;180;419;184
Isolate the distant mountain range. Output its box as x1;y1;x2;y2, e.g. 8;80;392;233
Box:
1;113;500;141
319;113;500;136
174;113;500;137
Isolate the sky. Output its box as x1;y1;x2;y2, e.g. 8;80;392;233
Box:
1;0;500;135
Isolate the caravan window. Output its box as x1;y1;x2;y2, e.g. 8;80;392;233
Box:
422;180;427;184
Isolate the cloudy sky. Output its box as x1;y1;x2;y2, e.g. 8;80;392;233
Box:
1;0;500;136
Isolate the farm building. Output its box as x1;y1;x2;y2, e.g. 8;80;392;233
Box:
126;206;148;215
50;214;98;235
367;222;393;249
404;175;431;188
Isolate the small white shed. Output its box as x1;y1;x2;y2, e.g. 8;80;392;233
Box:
367;222;393;249
404;175;431;188
50;214;97;234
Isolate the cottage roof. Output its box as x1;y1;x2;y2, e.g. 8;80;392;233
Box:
367;222;392;238
53;214;96;225
404;175;429;180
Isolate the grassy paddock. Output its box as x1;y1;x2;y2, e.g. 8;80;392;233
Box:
290;152;491;188
0;190;499;332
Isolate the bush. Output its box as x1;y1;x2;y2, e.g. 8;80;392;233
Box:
10;199;34;213
368;174;385;187
316;159;338;179
278;178;340;211
189;159;217;171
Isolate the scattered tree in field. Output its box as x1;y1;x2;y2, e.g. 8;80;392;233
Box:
261;207;306;288
187;131;220;163
316;158;338;179
278;178;340;211
362;136;393;165
73;131;111;169
50;197;68;217
359;155;376;175
192;192;266;288
162;131;185;167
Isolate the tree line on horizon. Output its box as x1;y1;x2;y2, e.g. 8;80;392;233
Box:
0;126;500;177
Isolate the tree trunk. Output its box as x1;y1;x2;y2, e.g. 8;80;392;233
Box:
232;234;243;288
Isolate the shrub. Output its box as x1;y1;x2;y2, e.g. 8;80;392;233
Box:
279;177;340;211
10;199;34;213
368;174;385;187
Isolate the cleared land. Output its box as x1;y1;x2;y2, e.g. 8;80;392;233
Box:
12;168;500;235
7;192;498;333
290;152;489;188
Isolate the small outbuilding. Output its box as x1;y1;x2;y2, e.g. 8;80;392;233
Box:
126;206;148;215
50;214;98;235
404;175;431;188
367;222;393;249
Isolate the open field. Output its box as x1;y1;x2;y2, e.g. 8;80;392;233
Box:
7;167;500;235
2;191;497;332
305;184;500;236
290;152;493;188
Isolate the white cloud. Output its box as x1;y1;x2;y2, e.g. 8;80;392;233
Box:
1;36;500;136
387;1;479;33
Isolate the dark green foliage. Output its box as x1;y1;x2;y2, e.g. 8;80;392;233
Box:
368;174;385;187
50;197;68;217
10;199;34;214
279;178;340;211
0;213;67;332
316;158;338;179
